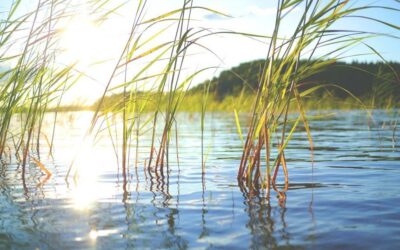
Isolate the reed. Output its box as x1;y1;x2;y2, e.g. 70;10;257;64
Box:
236;0;400;199
85;1;223;180
0;0;72;166
0;0;127;171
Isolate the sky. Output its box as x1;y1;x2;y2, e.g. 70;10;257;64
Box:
0;0;399;104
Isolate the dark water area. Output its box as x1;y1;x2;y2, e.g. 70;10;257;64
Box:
0;110;399;249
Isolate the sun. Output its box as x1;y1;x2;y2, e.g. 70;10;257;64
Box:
56;9;144;104
60;15;102;66
59;14;110;103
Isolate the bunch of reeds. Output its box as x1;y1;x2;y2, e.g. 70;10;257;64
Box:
0;0;134;171
76;0;225;181
0;0;75;168
237;0;400;199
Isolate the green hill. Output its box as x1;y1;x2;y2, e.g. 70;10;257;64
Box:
190;60;400;106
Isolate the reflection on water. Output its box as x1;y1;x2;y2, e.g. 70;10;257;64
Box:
0;110;399;249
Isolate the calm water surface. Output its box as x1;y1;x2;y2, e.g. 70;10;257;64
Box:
0;110;399;249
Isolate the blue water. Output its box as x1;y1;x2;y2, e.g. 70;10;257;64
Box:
0;110;399;249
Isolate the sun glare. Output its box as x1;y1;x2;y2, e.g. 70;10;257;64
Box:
61;126;118;211
70;139;104;210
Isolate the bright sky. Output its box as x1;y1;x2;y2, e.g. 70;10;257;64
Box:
1;0;399;104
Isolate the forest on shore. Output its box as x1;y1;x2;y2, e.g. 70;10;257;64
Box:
94;60;400;112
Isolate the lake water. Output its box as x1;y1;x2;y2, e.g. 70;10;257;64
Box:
0;110;399;249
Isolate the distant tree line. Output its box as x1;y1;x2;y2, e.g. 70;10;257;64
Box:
94;60;400;110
